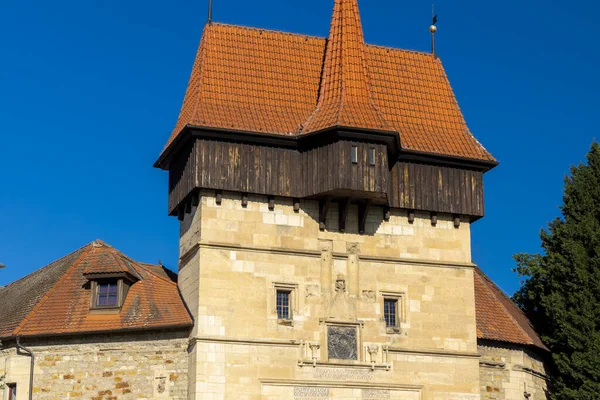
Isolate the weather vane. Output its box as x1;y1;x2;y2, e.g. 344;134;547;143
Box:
430;5;438;58
208;0;213;25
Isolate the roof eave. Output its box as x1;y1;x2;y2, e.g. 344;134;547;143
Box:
155;125;498;172
1;322;194;341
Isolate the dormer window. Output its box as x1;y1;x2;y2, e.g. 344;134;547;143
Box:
96;281;119;307
86;273;137;311
91;279;126;309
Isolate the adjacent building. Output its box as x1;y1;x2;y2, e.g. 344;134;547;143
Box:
1;0;549;399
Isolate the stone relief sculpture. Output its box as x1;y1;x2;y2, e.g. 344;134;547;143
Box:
328;326;358;360
335;274;346;292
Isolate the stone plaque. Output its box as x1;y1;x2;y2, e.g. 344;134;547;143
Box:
328;326;357;360
313;367;373;381
363;389;391;399
294;386;330;399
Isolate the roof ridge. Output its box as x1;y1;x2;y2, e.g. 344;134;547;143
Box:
210;22;326;41
12;243;94;336
475;267;535;346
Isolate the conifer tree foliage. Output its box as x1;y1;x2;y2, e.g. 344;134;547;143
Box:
514;142;600;399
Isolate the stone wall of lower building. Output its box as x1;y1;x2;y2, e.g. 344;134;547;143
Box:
0;330;189;400
479;340;548;400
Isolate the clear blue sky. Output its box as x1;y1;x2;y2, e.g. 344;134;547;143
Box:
1;0;598;295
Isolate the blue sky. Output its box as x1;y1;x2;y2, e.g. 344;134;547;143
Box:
0;0;598;295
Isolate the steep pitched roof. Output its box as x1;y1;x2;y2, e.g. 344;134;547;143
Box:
0;241;192;339
161;1;494;163
0;246;87;339
474;267;548;351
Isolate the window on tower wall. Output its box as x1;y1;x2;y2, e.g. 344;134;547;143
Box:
351;145;358;164
272;282;297;326
381;291;406;334
384;298;398;328
276;290;291;320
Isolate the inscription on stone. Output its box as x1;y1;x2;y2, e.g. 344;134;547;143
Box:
313;368;373;381
363;389;391;399
328;326;357;360
294;386;330;399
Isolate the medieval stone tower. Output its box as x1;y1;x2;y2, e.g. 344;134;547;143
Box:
155;0;497;398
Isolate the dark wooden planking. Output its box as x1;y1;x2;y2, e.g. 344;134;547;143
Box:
167;139;485;219
388;162;484;218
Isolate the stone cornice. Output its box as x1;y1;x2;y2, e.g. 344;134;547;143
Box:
189;241;477;270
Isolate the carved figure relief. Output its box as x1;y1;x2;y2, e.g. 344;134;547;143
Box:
328;326;358;360
154;374;169;398
362;290;376;302
328;274;356;320
335;274;346;292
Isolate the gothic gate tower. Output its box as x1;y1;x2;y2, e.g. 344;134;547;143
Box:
155;1;497;399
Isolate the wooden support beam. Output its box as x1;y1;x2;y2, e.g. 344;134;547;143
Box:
293;199;300;213
408;210;415;224
177;206;185;221
268;196;275;211
431;213;438;227
215;190;222;206
338;198;351;233
454;215;461;229
319;197;332;231
241;193;249;208
359;200;372;235
185;197;192;214
191;191;200;207
383;207;391;222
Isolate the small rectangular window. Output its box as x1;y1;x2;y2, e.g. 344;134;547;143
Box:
276;290;291;320
351;146;358;164
7;383;17;400
384;299;398;328
97;282;119;307
369;148;376;166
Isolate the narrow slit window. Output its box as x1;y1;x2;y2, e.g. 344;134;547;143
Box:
7;383;17;400
97;282;119;307
369;148;376;166
384;298;398;327
276;290;291;320
351;146;358;164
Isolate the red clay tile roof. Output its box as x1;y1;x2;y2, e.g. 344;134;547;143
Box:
162;0;494;162
474;267;548;351
81;241;141;278
0;241;192;339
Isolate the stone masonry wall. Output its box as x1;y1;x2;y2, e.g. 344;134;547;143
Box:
479;341;548;400
178;191;481;400
0;330;189;400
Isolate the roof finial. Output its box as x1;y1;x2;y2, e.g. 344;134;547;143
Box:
208;0;213;25
430;5;438;58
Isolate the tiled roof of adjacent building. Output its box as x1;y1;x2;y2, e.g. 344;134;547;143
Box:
474;267;548;351
161;0;495;163
0;241;192;339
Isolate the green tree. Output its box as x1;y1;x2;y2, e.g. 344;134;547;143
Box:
514;142;600;399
